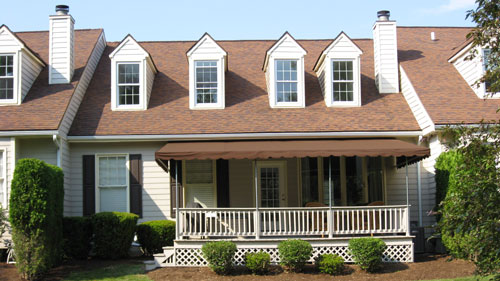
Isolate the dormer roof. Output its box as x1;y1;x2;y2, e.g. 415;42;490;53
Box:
186;32;227;57
313;32;363;71
0;25;45;67
109;34;158;73
262;32;307;71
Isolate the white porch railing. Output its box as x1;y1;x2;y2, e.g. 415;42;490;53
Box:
177;205;409;239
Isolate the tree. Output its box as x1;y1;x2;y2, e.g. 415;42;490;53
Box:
438;122;500;276
466;0;500;93
0;203;6;238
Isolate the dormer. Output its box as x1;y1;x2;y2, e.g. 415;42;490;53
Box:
313;32;363;107
0;25;45;106
187;33;227;110
263;32;307;108
109;34;157;111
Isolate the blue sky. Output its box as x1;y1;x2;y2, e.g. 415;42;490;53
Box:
2;0;476;41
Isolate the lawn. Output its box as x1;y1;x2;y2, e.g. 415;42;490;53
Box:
63;264;151;281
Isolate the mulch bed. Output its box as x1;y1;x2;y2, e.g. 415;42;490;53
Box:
0;254;477;281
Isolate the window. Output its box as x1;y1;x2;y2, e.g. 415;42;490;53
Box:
322;156;341;206
483;49;493;92
332;60;354;102
0;150;5;207
184;160;216;208
117;63;140;105
97;155;128;213
0;55;14;100
276;60;298;103
195;61;218;104
301;157;319;206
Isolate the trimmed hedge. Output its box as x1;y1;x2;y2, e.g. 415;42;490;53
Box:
136;220;175;255
348;238;386;272
202;241;237;275
92;212;138;259
62;217;92;259
434;150;461;222
278;239;313;272
316;254;344;275
245;251;270;275
9;158;64;280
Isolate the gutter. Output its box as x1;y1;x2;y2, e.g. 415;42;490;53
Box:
67;131;423;143
0;130;59;137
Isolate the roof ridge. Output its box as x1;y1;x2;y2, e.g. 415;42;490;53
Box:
14;28;103;34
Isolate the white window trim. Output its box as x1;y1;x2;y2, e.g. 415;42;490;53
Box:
327;57;361;107
481;48;500;98
0;149;6;207
0;52;19;105
189;54;225;110
111;59;147;111
95;154;130;213
269;55;305;108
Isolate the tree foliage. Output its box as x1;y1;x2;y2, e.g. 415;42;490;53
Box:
466;0;500;93
439;122;500;276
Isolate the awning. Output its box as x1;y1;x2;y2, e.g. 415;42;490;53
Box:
155;139;429;168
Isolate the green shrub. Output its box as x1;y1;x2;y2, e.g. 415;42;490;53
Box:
0;203;7;238
136;220;175;255
278;239;313;272
245;251;270;275
9;159;64;280
201;241;237;275
348;238;386;272
315;254;344;275
434;150;461;222
62;217;92;259
92;212;138;259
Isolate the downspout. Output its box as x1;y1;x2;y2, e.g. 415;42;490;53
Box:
417;136;423;227
52;135;61;167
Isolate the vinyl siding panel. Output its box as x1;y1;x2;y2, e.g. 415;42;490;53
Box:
49;16;74;84
228;159;254;207
17;138;57;166
146;60;155;105
20;51;43;102
452;48;484;98
69;142;170;222
0;137;14;248
385;158;420;223
373;22;399;93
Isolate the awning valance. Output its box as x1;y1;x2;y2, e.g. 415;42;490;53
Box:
155;139;429;168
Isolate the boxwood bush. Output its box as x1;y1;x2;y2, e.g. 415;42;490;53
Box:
348;237;386;272
315;253;344;275
201;241;237;275
62;217;92;259
136;220;175;255
92;212;138;259
278;239;313;272
9;158;64;280
245;251;270;275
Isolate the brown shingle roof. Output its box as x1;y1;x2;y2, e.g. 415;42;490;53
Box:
398;27;500;125
0;29;102;131
69;38;420;136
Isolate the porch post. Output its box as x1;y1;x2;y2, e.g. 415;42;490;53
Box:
328;156;333;238
405;157;410;236
175;160;180;240
254;160;260;239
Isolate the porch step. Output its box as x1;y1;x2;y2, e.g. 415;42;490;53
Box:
154;246;175;267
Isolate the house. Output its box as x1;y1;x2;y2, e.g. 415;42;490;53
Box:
1;6;496;266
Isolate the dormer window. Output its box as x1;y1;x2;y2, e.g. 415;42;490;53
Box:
109;35;157;111
195;61;218;104
117;63;140;105
482;48;493;93
0;55;14;100
263;32;307;108
187;33;227;110
313;32;362;107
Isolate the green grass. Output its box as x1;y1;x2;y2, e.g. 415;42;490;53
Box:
421;276;495;281
63;264;151;281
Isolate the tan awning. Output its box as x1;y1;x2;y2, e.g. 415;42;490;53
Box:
155;139;429;168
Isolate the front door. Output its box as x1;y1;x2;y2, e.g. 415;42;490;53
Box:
257;161;286;207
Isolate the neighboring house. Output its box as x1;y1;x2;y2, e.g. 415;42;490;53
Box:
0;7;497;265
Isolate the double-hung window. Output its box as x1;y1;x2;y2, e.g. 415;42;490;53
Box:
117;63;140;106
195;61;218;104
483;49;492;92
275;59;298;103
0;150;5;207
332;60;354;102
97;155;128;213
0;55;14;101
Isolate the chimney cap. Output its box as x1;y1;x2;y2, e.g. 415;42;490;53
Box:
377;10;390;21
55;5;69;15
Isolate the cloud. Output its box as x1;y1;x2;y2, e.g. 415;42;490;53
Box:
436;0;476;12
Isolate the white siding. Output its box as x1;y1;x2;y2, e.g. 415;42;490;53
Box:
0;138;14;248
17;138;57;166
385;158;420;223
0;28;21;51
400;66;435;135
146;59;155;104
452;47;485;98
69;142;170;222
228;159;253;207
373;21;399;93
49;15;74;84
20;51;43;102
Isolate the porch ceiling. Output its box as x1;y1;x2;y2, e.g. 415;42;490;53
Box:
155;139;429;168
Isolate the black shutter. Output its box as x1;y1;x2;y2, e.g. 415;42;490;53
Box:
169;160;183;218
82;155;95;216
216;159;230;207
129;154;143;218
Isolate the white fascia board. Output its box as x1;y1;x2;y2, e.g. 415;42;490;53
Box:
0;130;59;137
448;42;473;63
187;33;227;57
67;131;423;142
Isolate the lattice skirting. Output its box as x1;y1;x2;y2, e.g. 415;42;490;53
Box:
174;242;413;266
